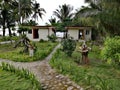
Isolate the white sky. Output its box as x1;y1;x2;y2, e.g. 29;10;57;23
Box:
36;0;88;25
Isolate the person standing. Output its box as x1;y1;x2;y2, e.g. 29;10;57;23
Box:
81;41;89;64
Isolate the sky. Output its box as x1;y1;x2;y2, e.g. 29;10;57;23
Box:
0;0;88;35
36;0;88;25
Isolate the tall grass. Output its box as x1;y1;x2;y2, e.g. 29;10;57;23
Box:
1;62;42;90
49;48;120;90
0;42;57;62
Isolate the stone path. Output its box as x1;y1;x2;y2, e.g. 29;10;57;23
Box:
0;44;83;90
0;40;15;44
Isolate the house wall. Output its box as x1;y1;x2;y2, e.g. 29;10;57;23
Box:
67;29;79;40
48;28;54;36
27;30;39;41
27;28;55;41
67;28;92;41
38;29;48;41
27;26;91;41
84;29;91;41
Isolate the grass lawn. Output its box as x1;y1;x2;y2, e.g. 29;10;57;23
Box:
0;41;57;62
0;68;39;90
50;43;120;90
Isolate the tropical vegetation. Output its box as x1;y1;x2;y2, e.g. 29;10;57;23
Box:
0;62;41;90
0;0;120;89
61;36;76;56
74;0;120;39
50;42;120;90
101;36;120;66
47;4;74;31
0;41;57;62
0;0;45;36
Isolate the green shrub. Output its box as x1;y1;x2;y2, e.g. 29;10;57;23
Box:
0;36;19;42
0;36;11;41
61;37;76;56
47;34;57;42
39;39;45;42
101;36;120;65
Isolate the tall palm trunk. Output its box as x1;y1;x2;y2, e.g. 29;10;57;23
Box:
3;19;6;36
8;27;12;37
3;26;6;36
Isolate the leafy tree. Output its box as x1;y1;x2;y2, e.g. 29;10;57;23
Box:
32;1;46;21
47;17;58;26
0;0;17;36
48;4;74;32
6;10;16;36
101;36;120;65
22;20;38;26
53;4;74;23
74;0;120;39
0;0;46;36
61;37;76;56
47;34;57;42
18;0;32;23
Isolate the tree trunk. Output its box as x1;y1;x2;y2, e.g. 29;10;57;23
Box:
8;27;12;37
3;26;6;36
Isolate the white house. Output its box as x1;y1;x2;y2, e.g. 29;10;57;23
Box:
65;26;92;41
26;26;92;41
26;26;55;41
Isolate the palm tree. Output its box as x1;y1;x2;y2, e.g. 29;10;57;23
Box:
53;4;74;22
74;0;120;37
18;0;33;24
6;10;16;36
0;0;15;36
32;1;46;21
47;17;58;26
0;0;23;36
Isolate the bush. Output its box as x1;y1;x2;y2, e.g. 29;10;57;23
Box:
61;37;76;56
0;36;20;42
47;34;57;42
39;39;45;42
101;36;120;65
0;36;11;41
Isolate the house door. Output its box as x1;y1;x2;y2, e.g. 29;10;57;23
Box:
78;29;84;39
33;29;39;39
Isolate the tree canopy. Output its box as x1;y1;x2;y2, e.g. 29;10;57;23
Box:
0;0;46;36
74;0;120;38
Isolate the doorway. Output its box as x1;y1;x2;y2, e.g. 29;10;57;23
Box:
78;29;84;39
33;29;39;39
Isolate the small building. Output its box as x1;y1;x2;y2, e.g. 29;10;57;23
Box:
26;26;55;41
65;26;92;41
26;26;92;41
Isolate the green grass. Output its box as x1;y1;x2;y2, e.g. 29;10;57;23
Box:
50;43;120;90
0;41;57;62
0;68;38;90
0;36;20;42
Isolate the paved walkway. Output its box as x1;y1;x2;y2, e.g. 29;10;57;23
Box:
0;44;83;90
0;40;15;44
